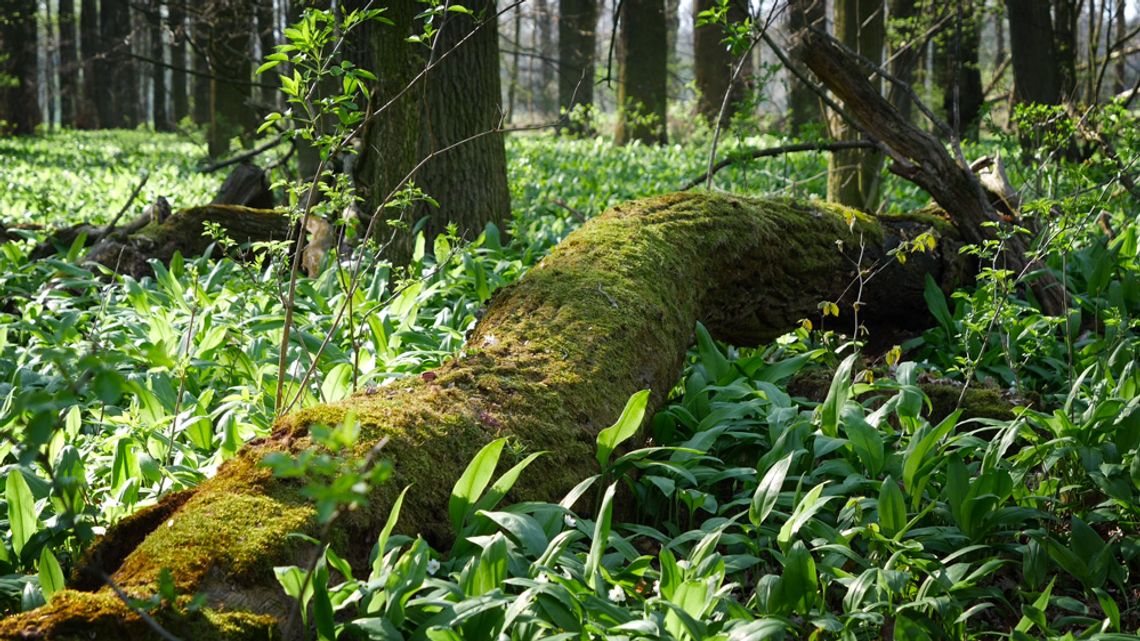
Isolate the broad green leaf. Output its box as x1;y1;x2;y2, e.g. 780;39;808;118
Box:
1014;577;1055;633
878;476;907;538
449;438;506;532
585;482;617;595
371;484;411;579
596;390;650;469
819;354;856;437
695;322;731;382
777;482;834;550
749;452;794;527
473;450;547;514
38;548;64;601
6;472;37;556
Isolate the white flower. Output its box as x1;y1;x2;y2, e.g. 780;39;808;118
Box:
608;585;626;603
676;560;690;570
426;558;440;576
166;519;174;528
563;514;577;528
653;580;660;595
535;573;549;584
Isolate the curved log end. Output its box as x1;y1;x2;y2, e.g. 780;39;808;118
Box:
0;590;279;640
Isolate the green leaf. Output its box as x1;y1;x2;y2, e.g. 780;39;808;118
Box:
777;482;834;550
749;452;793;527
878;476;907;538
473;450;547;514
842;403;884;476
1014;577;1055;633
695;322;731;383
924;274;954;334
6;472;38;557
38;548;64;601
585;482;616;595
370;485;411;579
595;390;650;469
449;438;506;532
819;354;856;437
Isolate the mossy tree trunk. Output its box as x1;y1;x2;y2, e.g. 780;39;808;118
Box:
693;0;751;129
0;193;971;640
827;0;885;212
355;0;510;265
614;0;668;145
558;0;598;135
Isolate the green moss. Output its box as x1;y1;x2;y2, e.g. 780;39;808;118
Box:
922;383;1015;423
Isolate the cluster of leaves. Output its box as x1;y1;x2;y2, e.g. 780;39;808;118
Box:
270;326;1140;640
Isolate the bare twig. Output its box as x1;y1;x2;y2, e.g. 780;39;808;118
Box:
198;134;286;174
99;572;183;641
100;172;150;237
682;140;877;191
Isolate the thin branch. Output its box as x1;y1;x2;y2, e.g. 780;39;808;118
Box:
197;134;287;174
683;140;878;191
100;172;150;237
100;572;183;641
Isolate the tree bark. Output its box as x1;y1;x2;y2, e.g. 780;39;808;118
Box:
535;0;555;114
0;0;41;135
169;1;189;123
354;0;511;265
77;0;99;128
150;0;171;131
205;0;254;157
940;1;983;140
0;192;972;641
827;0;885;211
1052;0;1078;100
787;0;825;134
191;9;213;127
59;0;79;126
615;0;667;145
557;0;597;135
97;0;139;128
693;0;751;128
1006;0;1061;106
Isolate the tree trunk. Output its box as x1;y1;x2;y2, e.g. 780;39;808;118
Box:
205;0;254;157
1006;0;1061;106
96;0;137;128
787;0;825;134
693;0;750;129
151;0;170;131
0;0;41;135
191;10;213;127
827;0;885;211
257;0;278;110
354;0;511;265
536;0;555;114
169;1;189;123
558;0;597;134
59;0;79;126
0;192;972;641
1052;0;1077;100
941;1;983;140
77;0;99;128
614;0;667;145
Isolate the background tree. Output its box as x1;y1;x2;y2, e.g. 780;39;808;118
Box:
0;0;41;134
885;0;922;125
204;0;254;156
614;0;667;145
558;0;597;134
58;0;79;126
693;0;751;128
787;0;825;134
938;1;982;140
78;0;99;128
355;0;511;264
1006;0;1062;106
827;0;885;210
97;0;139;128
169;2;189;123
150;0;170;131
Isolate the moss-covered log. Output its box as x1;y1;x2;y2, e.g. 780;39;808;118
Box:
0;193;968;640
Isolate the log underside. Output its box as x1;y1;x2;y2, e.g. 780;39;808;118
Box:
1;193;979;640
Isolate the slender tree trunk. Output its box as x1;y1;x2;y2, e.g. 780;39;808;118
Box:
558;0;597;134
1052;0;1077;100
994;1;1005;68
508;8;522;121
58;0;79;126
169;1;188;123
1006;0;1061;105
96;0;137;128
885;0;920;125
942;0;982;140
536;0;554;114
0;0;41;134
1114;0;1126;95
77;0;99;128
355;0;511;265
205;0;254;156
615;0;667;145
827;0;885;211
151;0;170;130
692;0;750;128
256;0;277;109
191;10;212;126
787;0;825;134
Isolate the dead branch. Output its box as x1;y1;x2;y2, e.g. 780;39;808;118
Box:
681;140;877;191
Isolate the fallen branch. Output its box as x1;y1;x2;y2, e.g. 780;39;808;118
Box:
681;140;877;191
100;172;150;238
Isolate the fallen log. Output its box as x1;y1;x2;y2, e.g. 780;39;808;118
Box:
0;193;971;640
